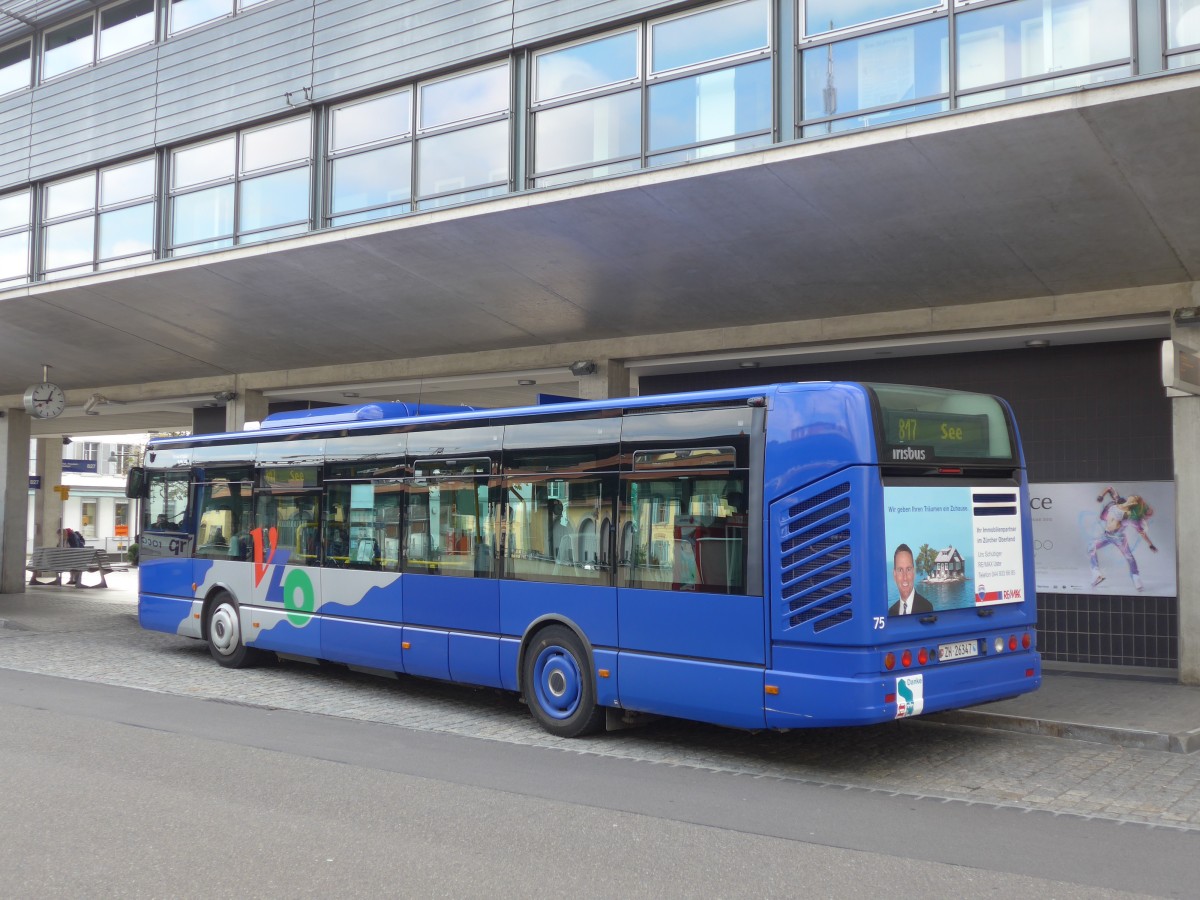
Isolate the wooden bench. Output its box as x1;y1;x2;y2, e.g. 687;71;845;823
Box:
26;547;114;588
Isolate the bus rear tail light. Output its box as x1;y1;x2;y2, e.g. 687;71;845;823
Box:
993;636;1004;653
1008;635;1018;651
917;647;929;665
884;652;896;670
901;649;912;668
1022;633;1032;650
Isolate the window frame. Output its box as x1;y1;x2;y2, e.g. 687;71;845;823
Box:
414;60;513;209
168;115;313;255
325;86;415;227
647;0;773;79
40;155;158;280
798;0;948;42
528;0;774;187
0;188;32;288
0;39;32;97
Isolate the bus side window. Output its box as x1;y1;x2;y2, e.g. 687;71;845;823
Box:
619;473;748;594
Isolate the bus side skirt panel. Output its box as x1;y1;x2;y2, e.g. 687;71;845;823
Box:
403;572;499;633
618;586;765;665
403;626;450;680
242;606;322;656
499;637;520;691
322;617;406;673
138;594;194;636
448;632;502;688
499;580;618;648
617;653;765;729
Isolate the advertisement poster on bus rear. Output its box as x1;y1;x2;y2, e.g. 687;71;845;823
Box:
883;486;1025;616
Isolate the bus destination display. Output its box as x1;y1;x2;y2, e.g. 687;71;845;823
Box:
880;409;990;461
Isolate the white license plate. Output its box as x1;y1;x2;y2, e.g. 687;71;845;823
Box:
938;640;979;662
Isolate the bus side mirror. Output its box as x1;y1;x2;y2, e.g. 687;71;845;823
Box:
125;467;147;499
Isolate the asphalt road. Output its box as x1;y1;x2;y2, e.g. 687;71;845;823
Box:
1;668;1193;898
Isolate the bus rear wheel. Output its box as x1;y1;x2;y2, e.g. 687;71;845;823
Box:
206;592;264;669
522;625;604;738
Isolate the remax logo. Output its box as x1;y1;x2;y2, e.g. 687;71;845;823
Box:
891;446;929;462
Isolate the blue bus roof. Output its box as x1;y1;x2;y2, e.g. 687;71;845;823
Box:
147;382;815;448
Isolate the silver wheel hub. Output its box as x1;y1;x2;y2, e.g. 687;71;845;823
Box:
209;603;239;656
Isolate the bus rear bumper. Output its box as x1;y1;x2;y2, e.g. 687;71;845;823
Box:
764;650;1041;729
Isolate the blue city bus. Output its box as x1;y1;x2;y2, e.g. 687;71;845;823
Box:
127;382;1040;736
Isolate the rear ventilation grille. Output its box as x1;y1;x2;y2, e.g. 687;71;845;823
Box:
780;482;852;633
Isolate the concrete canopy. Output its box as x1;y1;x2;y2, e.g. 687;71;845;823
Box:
1;71;1197;413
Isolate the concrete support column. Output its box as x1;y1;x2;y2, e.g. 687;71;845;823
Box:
1174;392;1200;684
575;360;630;401
226;389;269;432
0;409;31;593
35;436;63;549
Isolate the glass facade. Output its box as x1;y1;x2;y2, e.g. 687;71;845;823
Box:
169;117;311;254
41;157;156;279
0;189;31;286
326;63;510;223
799;0;1134;132
531;0;773;186
0;0;1185;285
42;0;156;80
955;0;1131;105
1167;0;1200;65
802;0;943;35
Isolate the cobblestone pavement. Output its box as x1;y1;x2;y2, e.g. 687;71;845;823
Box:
4;586;1200;832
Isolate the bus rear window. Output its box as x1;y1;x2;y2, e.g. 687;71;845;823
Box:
867;384;1014;464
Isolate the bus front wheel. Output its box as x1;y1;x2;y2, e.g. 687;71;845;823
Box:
206;592;265;669
522;625;605;738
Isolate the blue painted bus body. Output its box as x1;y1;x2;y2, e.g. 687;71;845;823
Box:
136;382;1041;732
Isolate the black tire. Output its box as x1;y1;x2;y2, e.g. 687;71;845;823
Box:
521;625;605;738
205;591;265;668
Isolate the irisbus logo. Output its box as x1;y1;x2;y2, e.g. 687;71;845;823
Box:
891;446;929;462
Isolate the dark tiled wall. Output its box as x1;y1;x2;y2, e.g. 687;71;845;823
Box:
642;340;1177;669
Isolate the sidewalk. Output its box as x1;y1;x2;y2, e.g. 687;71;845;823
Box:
6;570;1200;753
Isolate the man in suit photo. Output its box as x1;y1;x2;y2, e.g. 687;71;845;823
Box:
888;543;933;616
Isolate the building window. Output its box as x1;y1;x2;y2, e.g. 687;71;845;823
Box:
43;0;155;81
416;63;511;209
802;0;944;36
0;189;31;288
955;0;1132;106
0;41;31;96
801;18;949;135
327;88;413;226
81;500;98;540
531;0;772;187
82;442;100;462
1167;0;1200;66
325;63;510;224
170;0;230;35
100;0;156;60
43;16;94;80
41;157;156;280
170;116;311;255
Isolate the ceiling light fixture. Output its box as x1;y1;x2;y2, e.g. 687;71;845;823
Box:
1024;339;1050;349
569;360;596;377
517;379;536;386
